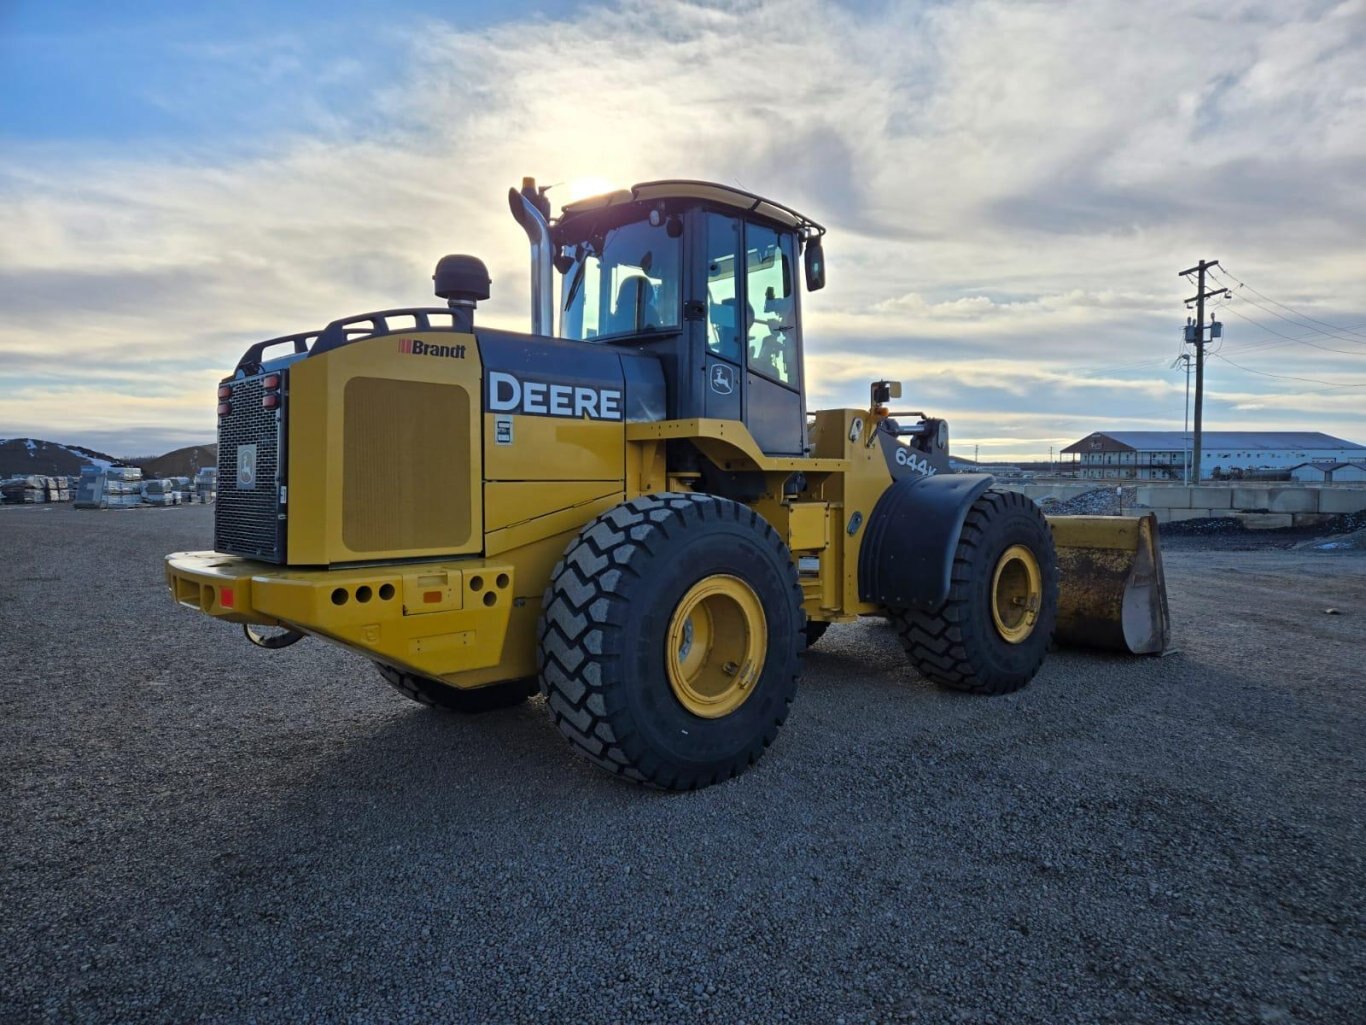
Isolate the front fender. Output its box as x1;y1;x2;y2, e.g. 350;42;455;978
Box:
857;473;994;609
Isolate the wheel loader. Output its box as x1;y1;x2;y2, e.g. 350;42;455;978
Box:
166;177;1169;790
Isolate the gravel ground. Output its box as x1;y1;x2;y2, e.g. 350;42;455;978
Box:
2;504;1363;1025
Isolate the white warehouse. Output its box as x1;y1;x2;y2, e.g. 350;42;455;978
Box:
1062;431;1366;481
1292;461;1366;483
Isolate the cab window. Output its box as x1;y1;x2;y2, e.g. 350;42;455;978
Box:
561;220;681;340
744;223;798;387
703;213;743;363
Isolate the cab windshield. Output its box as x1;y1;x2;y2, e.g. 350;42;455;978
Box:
560;219;681;340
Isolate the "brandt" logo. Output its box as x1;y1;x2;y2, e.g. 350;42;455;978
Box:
399;338;467;358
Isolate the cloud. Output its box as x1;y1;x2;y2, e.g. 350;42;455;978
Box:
0;0;1363;459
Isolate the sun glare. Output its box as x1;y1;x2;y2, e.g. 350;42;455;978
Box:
564;176;615;202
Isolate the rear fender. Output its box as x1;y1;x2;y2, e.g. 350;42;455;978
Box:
857;473;994;608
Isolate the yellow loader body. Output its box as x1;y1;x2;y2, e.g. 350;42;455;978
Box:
165;175;1171;789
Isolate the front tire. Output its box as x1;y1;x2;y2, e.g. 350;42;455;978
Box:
374;663;536;713
538;493;803;790
890;488;1058;694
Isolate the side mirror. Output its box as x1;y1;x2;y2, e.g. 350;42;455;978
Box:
804;237;826;292
871;380;902;405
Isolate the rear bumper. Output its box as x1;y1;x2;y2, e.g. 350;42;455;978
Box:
165;551;518;680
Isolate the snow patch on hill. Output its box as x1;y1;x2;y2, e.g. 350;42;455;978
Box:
60;445;113;468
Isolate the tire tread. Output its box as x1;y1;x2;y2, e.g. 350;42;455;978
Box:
538;492;803;789
891;488;1058;695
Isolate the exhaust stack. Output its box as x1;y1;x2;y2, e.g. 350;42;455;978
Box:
508;177;554;337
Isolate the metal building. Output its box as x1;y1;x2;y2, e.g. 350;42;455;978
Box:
1062;431;1366;481
1290;462;1337;483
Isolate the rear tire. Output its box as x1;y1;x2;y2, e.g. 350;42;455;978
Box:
374;663;536;713
538;493;803;790
890;488;1058;695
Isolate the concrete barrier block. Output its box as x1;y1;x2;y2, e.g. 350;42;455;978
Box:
1230;487;1266;510
1141;487;1191;509
1266;488;1318;514
1189;487;1233;509
1235;512;1293;531
1169;508;1217;521
1292;513;1336;528
1319;489;1366;514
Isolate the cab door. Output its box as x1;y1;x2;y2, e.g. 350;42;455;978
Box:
741;222;805;456
699;212;744;422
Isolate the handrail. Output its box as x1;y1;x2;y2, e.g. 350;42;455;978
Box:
233;307;472;373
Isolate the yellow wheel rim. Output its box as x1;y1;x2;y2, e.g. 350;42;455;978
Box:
990;544;1043;644
666;574;768;718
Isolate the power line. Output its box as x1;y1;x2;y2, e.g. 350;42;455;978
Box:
1209;266;1366;344
1215;264;1366;339
1074;354;1178;377
1226;287;1366;347
1217;301;1366;356
1210;351;1366;388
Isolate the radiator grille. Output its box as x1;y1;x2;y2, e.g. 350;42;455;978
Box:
342;377;471;553
214;375;285;561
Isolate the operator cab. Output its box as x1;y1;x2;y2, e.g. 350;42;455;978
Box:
540;180;825;457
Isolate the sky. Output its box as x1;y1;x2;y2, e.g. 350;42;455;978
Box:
1;0;1364;461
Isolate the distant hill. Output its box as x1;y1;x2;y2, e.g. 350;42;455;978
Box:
1;438;218;479
134;444;218;479
0;438;120;477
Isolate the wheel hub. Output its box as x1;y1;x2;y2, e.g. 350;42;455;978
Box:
666;574;767;718
990;544;1043;644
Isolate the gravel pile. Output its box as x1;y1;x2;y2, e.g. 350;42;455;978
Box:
1161;510;1366;550
1036;487;1139;516
2;505;1363;1024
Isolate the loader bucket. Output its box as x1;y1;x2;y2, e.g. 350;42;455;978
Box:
1047;513;1171;655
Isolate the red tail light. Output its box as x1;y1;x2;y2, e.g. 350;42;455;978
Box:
217;385;232;399
262;374;280;390
262;394;280;410
217;402;231;417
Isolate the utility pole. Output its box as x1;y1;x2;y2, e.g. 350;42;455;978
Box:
1178;259;1228;482
1171;353;1193;483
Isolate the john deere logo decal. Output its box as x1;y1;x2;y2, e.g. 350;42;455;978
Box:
236;444;257;490
399;338;466;359
709;363;735;395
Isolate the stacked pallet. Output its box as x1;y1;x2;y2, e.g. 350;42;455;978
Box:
0;475;70;503
140;479;183;506
104;473;143;508
194;467;217;503
74;466;144;509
